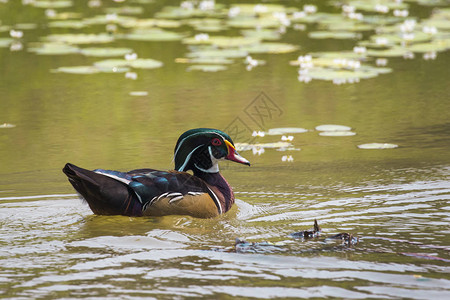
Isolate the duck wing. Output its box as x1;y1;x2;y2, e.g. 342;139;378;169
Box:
125;169;222;218
63;163;221;218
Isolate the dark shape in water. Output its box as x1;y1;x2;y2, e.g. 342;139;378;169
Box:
234;220;359;254
289;219;321;239
326;232;359;246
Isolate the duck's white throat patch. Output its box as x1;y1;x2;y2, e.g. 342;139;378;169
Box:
194;146;220;173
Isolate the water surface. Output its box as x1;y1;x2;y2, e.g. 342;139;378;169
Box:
0;0;449;299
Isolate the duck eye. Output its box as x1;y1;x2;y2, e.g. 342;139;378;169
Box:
211;138;222;146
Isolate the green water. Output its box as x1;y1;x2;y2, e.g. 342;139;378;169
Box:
1;0;449;299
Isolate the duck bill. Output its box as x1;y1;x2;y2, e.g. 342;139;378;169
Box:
224;140;251;166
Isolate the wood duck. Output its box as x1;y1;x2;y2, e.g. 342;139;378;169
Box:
63;128;250;218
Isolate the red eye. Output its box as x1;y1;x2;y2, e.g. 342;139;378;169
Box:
211;138;222;146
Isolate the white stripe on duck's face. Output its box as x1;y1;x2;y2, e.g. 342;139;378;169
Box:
194;146;220;173
177;144;204;172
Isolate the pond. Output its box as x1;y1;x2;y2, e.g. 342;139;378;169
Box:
1;0;449;298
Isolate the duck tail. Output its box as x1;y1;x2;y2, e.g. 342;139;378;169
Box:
63;163;142;216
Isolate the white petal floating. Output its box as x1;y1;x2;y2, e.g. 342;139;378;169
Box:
319;131;356;136
267;127;308;135
357;143;398;149
315;124;352;131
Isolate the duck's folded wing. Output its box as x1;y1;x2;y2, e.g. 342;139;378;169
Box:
128;170;222;218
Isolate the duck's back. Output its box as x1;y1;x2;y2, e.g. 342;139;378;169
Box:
63;163;223;218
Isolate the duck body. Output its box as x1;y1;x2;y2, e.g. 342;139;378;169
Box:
63;128;250;218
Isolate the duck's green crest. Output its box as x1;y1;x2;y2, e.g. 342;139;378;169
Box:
174;128;235;172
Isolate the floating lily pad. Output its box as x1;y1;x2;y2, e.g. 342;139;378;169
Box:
121;29;186;41
319;131;356;136
320;21;374;32
348;1;408;12
14;23;38;30
82;15;137;26
92;58;163;70
241;29;281;41
0;25;11;33
187;65;228;72
307;68;378;81
357;143;398;149
359;66;393;74
28;43;79;55
185;18;225;32
315;124;352;131
129;91;148;96
267;127;308;135
80;47;134;57
183;35;260;48
366;47;410;57
422;18;450;30
0;38;14;48
43;33;114;44
408;42;449;53
31;0;73;8
235;142;292;151
187;48;248;58
230;4;288;15
0;123;16;128
53;66;100;74
95;66;130;73
46;12;82;20
241;42;299;54
369;32;432;45
308;31;361;39
105;6;144;15
176;57;234;64
155;5;226;19
128;58;164;69
93;59;130;69
312;51;367;60
120;18;182;29
48;20;85;29
227;16;281;29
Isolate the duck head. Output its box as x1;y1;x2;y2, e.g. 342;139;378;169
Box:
174;128;250;174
